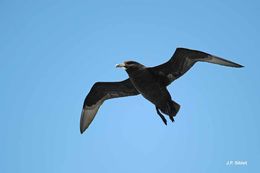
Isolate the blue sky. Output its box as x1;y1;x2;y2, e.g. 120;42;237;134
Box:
1;0;260;172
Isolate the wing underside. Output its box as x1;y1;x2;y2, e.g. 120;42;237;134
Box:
80;79;139;133
149;48;243;86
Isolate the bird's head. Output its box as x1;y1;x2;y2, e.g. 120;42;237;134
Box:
116;61;145;73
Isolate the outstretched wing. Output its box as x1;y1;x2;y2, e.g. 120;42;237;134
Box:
80;79;139;133
149;47;243;86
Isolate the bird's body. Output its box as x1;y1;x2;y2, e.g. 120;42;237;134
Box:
80;47;243;134
125;62;178;124
127;64;169;106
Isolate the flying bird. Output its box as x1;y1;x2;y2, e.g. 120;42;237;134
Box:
80;48;243;133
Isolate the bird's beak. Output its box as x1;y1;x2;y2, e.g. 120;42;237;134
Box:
115;63;126;68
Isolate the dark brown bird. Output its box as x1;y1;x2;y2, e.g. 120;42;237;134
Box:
80;48;243;134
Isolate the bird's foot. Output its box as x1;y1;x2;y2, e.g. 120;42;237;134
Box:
156;107;167;125
162;116;167;125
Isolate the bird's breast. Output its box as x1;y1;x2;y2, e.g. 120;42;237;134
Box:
128;70;169;105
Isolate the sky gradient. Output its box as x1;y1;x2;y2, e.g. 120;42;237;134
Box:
1;0;260;173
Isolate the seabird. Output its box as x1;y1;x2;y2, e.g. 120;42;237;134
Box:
80;47;243;133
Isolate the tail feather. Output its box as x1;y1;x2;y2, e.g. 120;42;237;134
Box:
170;100;180;117
160;100;180;118
201;55;244;68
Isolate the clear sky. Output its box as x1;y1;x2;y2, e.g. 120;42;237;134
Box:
1;0;259;173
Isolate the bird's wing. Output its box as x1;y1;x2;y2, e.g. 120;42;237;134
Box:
80;79;139;133
148;47;243;86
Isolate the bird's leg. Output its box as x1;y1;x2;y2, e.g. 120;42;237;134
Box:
156;107;167;125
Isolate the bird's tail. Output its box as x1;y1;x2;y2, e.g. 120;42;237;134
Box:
160;100;180;120
199;55;244;68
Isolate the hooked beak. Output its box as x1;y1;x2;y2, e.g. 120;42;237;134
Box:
115;63;126;68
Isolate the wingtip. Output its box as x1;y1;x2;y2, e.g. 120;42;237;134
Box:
80;123;86;134
80;127;85;134
80;119;88;134
80;109;88;134
232;63;244;68
80;107;98;134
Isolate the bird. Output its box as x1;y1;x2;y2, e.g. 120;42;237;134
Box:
80;47;243;134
